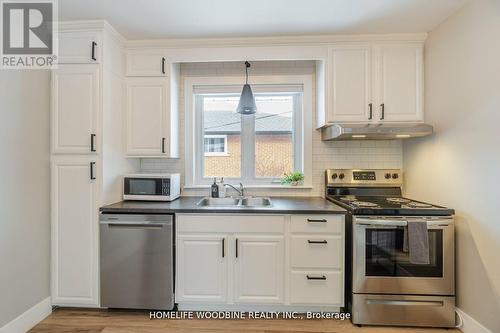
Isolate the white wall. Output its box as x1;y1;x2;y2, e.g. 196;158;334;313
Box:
403;0;500;331
0;70;51;326
141;61;403;197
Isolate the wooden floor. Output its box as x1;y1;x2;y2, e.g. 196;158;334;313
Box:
29;309;460;333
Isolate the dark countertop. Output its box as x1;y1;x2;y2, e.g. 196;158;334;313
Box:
100;196;347;215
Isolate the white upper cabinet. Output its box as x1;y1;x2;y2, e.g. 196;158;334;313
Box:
125;61;180;158
328;45;372;123
125;77;172;157
317;42;424;127
58;31;101;64
51;157;99;307
51;64;100;154
233;235;284;304
126;50;168;76
373;43;423;122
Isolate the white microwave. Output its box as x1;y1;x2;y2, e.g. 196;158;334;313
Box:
123;173;181;201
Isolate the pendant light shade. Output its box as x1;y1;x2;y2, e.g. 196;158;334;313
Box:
236;61;257;115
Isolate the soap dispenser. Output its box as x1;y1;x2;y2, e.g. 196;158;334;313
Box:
211;178;219;198
218;177;226;198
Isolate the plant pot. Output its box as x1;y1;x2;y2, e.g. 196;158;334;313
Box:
290;181;299;186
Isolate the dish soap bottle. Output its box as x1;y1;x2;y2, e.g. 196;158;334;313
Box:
211;178;219;198
218;177;226;198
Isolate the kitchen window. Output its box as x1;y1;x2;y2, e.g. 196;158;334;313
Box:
185;75;312;187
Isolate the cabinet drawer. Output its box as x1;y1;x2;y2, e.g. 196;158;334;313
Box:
291;215;343;234
126;51;167;76
290;271;343;305
291;235;342;269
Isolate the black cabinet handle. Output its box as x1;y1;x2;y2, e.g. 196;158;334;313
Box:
90;162;96;180
161;57;166;75
90;134;96;152
380;103;385;120
91;41;97;61
161;138;166;153
222;238;225;258
307;240;328;244
368;103;373;120
306;275;327;280
307;218;327;223
235;238;239;258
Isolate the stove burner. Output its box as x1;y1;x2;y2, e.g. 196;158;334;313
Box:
406;201;433;208
351;201;379;208
340;196;358;202
386;197;411;204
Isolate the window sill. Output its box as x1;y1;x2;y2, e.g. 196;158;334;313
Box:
184;184;313;189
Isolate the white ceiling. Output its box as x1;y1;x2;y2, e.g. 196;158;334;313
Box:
59;0;467;40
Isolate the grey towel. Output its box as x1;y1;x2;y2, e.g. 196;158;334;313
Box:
406;220;430;264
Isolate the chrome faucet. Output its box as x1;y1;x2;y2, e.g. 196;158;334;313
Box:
224;182;244;197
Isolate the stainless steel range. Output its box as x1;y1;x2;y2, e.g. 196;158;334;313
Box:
325;169;455;328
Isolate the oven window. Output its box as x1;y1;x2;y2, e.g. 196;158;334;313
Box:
365;228;443;277
127;179;158;195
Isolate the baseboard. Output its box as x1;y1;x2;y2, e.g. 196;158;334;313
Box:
457;308;493;333
0;297;52;333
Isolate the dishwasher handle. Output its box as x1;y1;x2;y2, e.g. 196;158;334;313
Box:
106;223;165;229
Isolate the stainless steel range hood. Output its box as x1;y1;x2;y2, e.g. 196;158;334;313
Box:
321;123;433;141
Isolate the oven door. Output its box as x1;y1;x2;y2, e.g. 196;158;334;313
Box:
353;216;454;295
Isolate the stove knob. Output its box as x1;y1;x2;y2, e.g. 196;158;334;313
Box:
385;173;391;179
339;173;345;180
331;173;338;180
392;173;399;179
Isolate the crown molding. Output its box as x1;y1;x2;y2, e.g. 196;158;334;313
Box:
125;33;427;49
58;20;126;44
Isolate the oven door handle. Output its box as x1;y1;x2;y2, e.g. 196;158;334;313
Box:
355;218;452;228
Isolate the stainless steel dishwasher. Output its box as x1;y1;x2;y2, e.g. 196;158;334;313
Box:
100;213;174;310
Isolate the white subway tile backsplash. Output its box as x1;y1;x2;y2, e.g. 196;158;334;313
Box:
140;61;403;197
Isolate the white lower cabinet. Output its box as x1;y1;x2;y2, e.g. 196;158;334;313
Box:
176;234;228;303
51;157;99;306
233;235;284;304
176;213;344;308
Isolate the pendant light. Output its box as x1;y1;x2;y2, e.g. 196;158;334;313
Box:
236;61;257;115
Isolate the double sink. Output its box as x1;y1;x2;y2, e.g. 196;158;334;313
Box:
197;197;272;208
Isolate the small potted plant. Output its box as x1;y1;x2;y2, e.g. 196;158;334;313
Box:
281;171;304;186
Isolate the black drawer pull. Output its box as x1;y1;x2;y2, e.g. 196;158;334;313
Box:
90;162;96;180
368;103;373;120
307;240;328;244
90;133;96;152
91;41;97;61
235;238;239;258
307;218;327;223
380;103;385;120
161;57;166;74
306;275;327;280
161;138;166;153
222;238;225;258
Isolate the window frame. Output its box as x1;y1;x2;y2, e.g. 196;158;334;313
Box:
185;75;313;188
204;134;229;156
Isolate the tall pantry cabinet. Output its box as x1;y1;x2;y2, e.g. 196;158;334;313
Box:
50;22;137;307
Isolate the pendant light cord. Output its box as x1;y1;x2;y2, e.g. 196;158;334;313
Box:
245;61;251;84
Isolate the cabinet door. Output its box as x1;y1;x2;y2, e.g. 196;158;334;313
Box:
176;234;228;303
125;78;169;156
328;45;372;123
233;235;284;304
374;43;423;122
51;64;100;154
126;51;167;77
58;31;101;64
51;157;99;306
